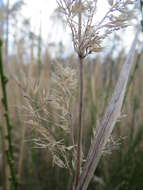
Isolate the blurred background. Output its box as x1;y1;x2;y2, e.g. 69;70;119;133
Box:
0;0;143;190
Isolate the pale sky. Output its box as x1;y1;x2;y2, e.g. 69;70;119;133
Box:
22;0;58;40
22;0;74;56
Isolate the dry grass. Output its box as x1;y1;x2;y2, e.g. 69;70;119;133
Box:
0;1;142;190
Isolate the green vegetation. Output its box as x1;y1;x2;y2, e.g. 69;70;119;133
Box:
0;39;18;190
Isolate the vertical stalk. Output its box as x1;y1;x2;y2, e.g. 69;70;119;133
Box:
5;0;9;65
75;57;83;187
74;0;83;189
17;124;26;189
0;0;4;38
0;39;18;190
0;120;10;190
30;33;34;65
37;11;42;80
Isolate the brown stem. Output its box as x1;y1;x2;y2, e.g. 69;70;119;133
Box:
74;57;84;190
73;1;84;189
75;56;84;188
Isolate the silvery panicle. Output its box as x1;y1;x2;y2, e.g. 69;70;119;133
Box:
57;0;135;58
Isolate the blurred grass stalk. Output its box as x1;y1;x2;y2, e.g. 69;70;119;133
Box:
74;0;84;188
37;13;42;81
0;39;18;190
